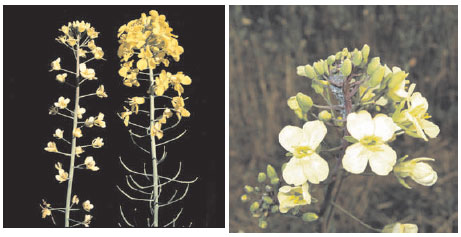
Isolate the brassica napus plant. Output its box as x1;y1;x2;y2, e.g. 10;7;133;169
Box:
42;21;107;227
116;10;197;227
241;45;439;232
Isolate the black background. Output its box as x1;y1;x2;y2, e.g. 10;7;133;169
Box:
3;5;224;227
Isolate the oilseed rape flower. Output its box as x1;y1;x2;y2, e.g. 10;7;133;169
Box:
83;215;93;227
82;200;94;212
279;120;329;185
154;70;170;96
342;111;398;175
394;157;437;187
92;137;104;148
151;122;163;139
53;129;64;139
129;97;145;114
84;156;100;171
96;85;108;98
75;146;84;157
50;58;61;71
382;222;418;233
170;72;192;95
40;200;52;219
94;113;106;128
45;142;58;153
121;107;132;127
92;47;104;60
56;73;67;83
72;195;80;205
73;128;83;138
55;162;68;183
277;183;311;213
54;97;70;109
79;63;97;80
76;106;86;119
171;96;190;119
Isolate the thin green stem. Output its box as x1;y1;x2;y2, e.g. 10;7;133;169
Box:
65;35;81;227
330;201;381;232
149;67;159;227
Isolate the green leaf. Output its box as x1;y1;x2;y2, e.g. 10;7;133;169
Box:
344;136;358;143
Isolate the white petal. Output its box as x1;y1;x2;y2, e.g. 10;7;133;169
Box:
301;183;311;204
405;111;427;141
409;92;428;113
302;120;327;150
368;144;397;175
302;153;329;184
373;114;397;142
415;171;437;186
347;111;374;140
279;126;305;153
282;158;308;186
420;119;440;139
342;143;369;174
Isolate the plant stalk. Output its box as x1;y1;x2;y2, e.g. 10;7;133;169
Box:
149;67;159;227
65;35;80;227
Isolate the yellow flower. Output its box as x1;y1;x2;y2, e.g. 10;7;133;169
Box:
67;37;77;47
78;48;87;58
55;162;68;183
77;106;86;119
279;120;329;185
60;25;69;35
92;137;104;148
129;97;145;114
54;96;70;109
151;122;163;139
79;63;97;80
83;215;93;227
50;58;61;71
342;111;399;175
85;116;95;128
73;128;83;138
53;129;64;139
170;72;191;95
87;40;96;50
45;142;58;153
394;157;437;187
40;200;52;219
82;200;94;212
277;183;311;213
56;73;67;83
395;92;440;141
171;96;190;119
387;67;409;102
76;146;84;157
382;222;418;233
72;195;80;205
84;156;100;171
92;47;104;60
87;27;99;38
159;108;173;124
94;113;106;128
154;70;170;96
121;107;132;126
96;85;108;98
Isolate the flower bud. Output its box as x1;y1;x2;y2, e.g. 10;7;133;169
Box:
302;212;319;222
244;185;254;193
361;44;370;63
335;51;342;61
270;205;279;213
240;194;248;202
258;172;267;183
296;66;307;77
262;196;273;204
340;59;352;77
250;201;260;212
368;65;385;87
318;110;332;121
266;164;277;179
351;50;363;66
382;222;418;233
296;92;313;112
258;219;268;229
327;55;336;65
366;57;380;75
270;177;280;185
313;60;325;75
323;60;330;76
304;65;317;79
394;158;437;187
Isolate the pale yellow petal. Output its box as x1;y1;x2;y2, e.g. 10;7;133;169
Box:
420;119;440;139
302;120;327;150
373;114;396;142
282;157;307;186
368;144;397;175
342;143;369;174
347;110;374;140
302;153;329;184
301;183;311;204
279;125;304;153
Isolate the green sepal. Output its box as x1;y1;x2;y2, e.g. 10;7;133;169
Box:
343;136;358;143
396;175;412;189
286;152;293;157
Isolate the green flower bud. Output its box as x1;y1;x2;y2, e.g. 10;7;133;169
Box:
257;172;267;183
296;92;313;112
250;201;260;212
351;50;363;66
302;212;319;222
266;164;277;179
244;185;254;193
341;47;349;58
335;51;342;61
265;185;273;192
388;71;407;89
254;187;260;192
340;59;352;77
318;110;332;121
271;205;279;213
304;65;316;79
240;194;249;202
367;57;380;75
323;60;329;76
258;219;268;229
362;44;370;63
313;60;325;75
270;177;280;185
262;196;273;204
327;55;336;65
368;65;385;87
296;66;307;77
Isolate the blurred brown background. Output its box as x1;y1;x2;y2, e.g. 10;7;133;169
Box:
230;5;457;233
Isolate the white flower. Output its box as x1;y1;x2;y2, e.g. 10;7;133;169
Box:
403;92;440;141
44;142;58;153
54;97;70;109
56;73;67;83
382;222;418;233
94;113;106;128
73;128;83;138
96;85;108;98
77;106;86;119
394;157;437;187
85;116;95;127
92;137;104;148
82;200;94;212
84;156;100;171
80;63;97;80
72;195;80;205
53;129;64;139
279;120;329;185
277;183;311;213
342;110;398;175
83;215;93;227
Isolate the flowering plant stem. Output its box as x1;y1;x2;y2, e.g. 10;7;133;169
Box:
329;201;381;232
64;36;80;227
149;68;160;227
